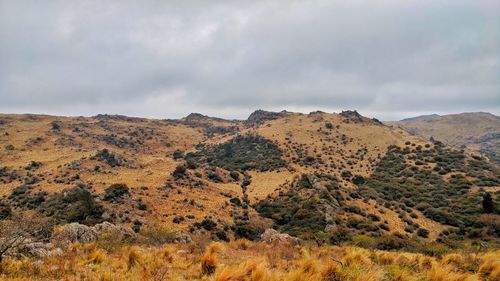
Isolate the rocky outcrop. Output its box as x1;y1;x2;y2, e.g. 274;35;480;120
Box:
340;110;364;123
246;110;282;123
90;149;127;167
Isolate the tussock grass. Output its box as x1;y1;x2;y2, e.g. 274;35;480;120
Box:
0;240;497;281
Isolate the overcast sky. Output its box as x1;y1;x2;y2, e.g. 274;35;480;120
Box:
0;0;498;120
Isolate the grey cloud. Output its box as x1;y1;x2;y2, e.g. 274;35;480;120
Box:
0;0;498;120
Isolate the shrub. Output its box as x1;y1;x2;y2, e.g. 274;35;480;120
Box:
419;244;449;257
201;218;217;231
215;230;229;242
137;202;148;211
103;183;130;201
185;135;286;171
482;193;494;213
232;221;266;241
173;149;184;160
50;121;61;131
139;225;177;245
173;216;184;224
229;171;240;181
329;227;351;245
352;234;376;248
40;186;104;225
417;228;430;238
172;165;187;179
341;171;352;180
352;175;365;185
375;235;407;250
229;197;242;206
0;200;12;220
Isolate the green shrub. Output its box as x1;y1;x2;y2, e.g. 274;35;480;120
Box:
229;171;240;181
232;221;265;241
139;225;177;245
173;149;184;160
352;234;376;248
200;218;217;231
329;227;351;245
172;165;187;179
103;183;130;201
352;175;365;185
186;135;286;171
40;186;104;225
419;244;449;257
375;235;408;251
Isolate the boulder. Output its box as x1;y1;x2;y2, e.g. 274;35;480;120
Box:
92;222;136;239
174;231;192;243
52;223;98;248
7;241;62;259
260;229;299;246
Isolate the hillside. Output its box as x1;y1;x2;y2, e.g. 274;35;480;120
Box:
0;110;499;261
390;112;500;165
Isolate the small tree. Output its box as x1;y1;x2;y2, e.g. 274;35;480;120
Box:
482;192;494;214
0;214;52;262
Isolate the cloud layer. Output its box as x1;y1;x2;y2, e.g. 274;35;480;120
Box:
0;0;498;120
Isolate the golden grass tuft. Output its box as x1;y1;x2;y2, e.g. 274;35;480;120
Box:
201;243;223;276
478;256;500;280
201;251;217;276
87;248;106;264
234;239;251;250
127;246;142;271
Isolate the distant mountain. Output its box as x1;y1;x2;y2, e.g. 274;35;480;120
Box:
400;114;440;122
390;112;500;165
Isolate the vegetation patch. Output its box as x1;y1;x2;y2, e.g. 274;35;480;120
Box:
358;144;500;239
103;183;130;202
186;135;286;171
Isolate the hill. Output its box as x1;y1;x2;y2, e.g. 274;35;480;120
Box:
390;112;500;165
0;110;498;265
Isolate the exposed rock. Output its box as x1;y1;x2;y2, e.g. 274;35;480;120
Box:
174;231;192;243
52;223;98;248
305;173;340;208
92;222;136;239
15;242;62;258
340;110;364;123
90;149;126;167
324;224;337;233
247;110;282;123
260;229;299;245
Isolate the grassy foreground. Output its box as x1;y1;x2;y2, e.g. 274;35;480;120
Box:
0;239;498;281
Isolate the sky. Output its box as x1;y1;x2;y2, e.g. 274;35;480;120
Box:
0;0;499;121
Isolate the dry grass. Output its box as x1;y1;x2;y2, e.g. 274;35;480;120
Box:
0;239;498;281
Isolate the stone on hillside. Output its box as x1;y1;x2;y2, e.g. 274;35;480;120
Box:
260;229;299;245
174;231;192;243
247;110;282;123
92;222;136;239
52;223;98;247
18;242;63;258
